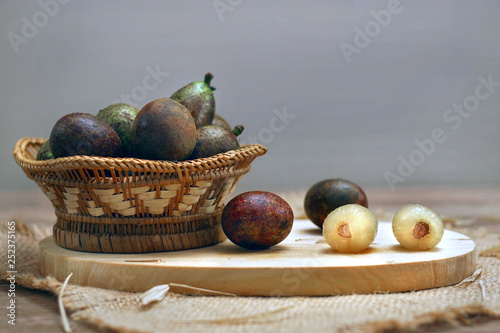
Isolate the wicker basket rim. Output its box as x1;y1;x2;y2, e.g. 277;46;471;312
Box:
13;137;267;172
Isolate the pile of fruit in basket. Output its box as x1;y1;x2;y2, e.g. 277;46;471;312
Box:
37;73;244;162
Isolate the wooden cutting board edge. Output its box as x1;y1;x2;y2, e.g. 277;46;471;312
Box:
38;221;477;296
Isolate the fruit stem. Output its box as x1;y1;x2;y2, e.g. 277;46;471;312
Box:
204;73;216;91
232;125;244;137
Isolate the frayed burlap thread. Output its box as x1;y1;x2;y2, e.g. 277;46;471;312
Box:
1;221;499;333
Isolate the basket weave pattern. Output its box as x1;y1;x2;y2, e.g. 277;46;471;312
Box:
13;137;267;253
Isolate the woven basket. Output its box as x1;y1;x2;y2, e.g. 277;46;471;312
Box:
13;137;267;253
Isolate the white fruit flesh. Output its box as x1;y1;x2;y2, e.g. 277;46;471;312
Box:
392;204;444;250
323;204;378;253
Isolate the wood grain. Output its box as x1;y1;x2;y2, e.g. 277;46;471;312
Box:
39;221;476;296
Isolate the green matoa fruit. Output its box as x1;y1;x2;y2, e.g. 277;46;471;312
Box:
97;103;139;157
171;73;216;128
36;140;54;160
189;124;243;159
212;114;231;130
49;113;123;158
132;98;196;161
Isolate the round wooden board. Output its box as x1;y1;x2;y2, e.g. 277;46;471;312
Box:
39;221;476;296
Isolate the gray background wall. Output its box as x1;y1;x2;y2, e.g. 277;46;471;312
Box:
1;0;499;193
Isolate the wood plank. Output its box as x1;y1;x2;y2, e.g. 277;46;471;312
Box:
39;221;476;296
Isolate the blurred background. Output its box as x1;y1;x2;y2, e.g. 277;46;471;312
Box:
1;0;500;194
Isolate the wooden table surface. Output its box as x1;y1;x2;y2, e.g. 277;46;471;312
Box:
1;186;500;332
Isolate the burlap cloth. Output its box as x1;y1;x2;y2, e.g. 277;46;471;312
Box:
1;209;499;332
